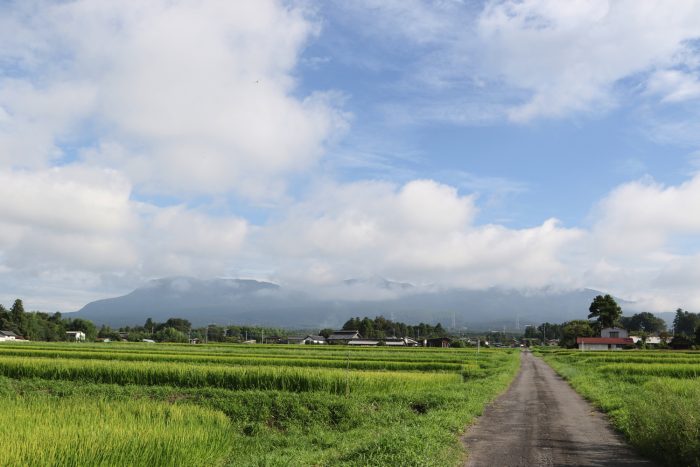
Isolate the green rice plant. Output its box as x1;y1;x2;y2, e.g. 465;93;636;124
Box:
599;363;700;379
0;395;232;466
0;347;466;372
0;356;462;393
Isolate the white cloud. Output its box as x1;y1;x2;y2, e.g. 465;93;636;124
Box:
261;179;583;289
331;1;700;123
591;175;700;256
0;167;248;307
0;0;346;198
646;69;700;103
477;0;700;121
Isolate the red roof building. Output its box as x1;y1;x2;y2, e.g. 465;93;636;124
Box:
576;337;633;350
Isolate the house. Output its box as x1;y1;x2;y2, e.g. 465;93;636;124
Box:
577;327;634;350
327;330;362;344
302;335;326;345
0;330;18;341
424;337;451;348
577;336;634;350
600;327;629;338
285;336;305;344
66;331;86;341
403;337;420;347
189;338;201;344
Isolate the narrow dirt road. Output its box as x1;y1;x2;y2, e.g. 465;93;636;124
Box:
463;351;656;467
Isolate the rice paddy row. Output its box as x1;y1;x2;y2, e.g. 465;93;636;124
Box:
0;342;520;466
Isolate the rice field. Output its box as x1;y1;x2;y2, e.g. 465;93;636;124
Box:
537;348;700;467
0;341;519;466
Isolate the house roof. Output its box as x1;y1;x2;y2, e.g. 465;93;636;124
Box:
0;330;18;337
347;339;379;345
576;337;634;345
304;335;326;341
328;331;361;340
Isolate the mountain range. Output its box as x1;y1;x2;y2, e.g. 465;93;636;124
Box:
73;276;624;330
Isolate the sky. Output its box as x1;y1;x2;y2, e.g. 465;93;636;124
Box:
2;0;700;314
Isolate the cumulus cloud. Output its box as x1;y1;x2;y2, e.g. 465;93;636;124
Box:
0;167;248;308
261;179;584;289
583;174;700;310
0;0;346;197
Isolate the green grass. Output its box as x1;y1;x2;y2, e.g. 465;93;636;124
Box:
538;348;700;467
0;342;519;466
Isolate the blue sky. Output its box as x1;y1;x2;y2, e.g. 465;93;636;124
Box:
1;0;700;313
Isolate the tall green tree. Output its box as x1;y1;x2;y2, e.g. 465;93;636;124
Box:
622;312;667;333
560;320;595;348
673;308;700;336
588;295;622;329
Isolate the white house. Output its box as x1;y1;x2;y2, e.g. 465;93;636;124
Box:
0;330;18;341
65;331;86;341
302;335;326;345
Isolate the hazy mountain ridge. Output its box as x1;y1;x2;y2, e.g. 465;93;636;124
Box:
74;276;630;330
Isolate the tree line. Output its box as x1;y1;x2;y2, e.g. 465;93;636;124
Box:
0;299;97;341
340;316;447;339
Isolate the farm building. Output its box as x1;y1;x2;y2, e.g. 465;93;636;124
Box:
65;331;86;341
284;336;305;344
424;337;451;348
0;330;19;341
302;335;326;345
327;330;362;344
576;337;634;350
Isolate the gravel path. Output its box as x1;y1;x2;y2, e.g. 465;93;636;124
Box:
462;351;657;467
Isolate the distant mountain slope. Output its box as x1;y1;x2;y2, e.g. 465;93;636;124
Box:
74;277;618;329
